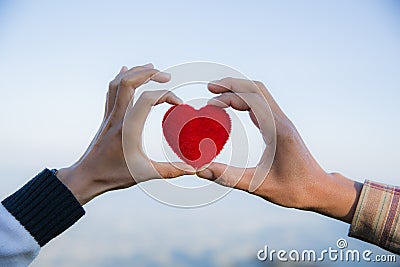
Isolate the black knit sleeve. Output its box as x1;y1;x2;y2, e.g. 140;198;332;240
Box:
1;169;85;246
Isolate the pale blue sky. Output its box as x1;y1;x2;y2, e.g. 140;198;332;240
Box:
0;1;399;266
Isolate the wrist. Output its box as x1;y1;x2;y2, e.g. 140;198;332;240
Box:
311;172;363;223
56;165;96;205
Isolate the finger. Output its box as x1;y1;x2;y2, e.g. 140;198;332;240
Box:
106;64;155;118
105;66;129;118
107;65;152;118
208;93;260;128
235;93;276;145
153;162;196;178
232;94;276;191
120;63;154;78
196;162;254;192
112;69;171;121
208;77;259;94
149;71;171;83
121;64;170;84
120;65;129;73
249;110;260;128
124;90;182;147
211;92;274;144
208;77;283;115
208;92;250;111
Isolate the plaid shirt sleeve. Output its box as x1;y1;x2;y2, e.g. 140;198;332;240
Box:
349;180;400;254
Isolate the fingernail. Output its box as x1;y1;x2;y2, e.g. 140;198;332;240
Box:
207;98;227;107
158;72;171;80
120;66;128;73
209;80;221;85
143;63;154;68
184;165;196;174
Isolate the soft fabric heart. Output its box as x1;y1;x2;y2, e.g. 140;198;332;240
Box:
162;104;231;169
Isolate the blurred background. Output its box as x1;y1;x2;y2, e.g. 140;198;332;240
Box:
1;0;400;266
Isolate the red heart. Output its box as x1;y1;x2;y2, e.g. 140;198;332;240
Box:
162;104;231;169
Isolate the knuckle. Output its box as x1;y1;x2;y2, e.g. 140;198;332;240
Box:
109;80;118;89
239;92;256;102
141;91;151;98
160;90;170;98
222;176;235;188
109;114;124;130
253;80;265;88
252;94;265;104
115;125;123;137
108;85;117;95
108;112;118;125
120;77;130;87
140;91;154;102
130;65;143;72
162;170;176;178
223;77;234;83
222;178;232;187
141;68;157;77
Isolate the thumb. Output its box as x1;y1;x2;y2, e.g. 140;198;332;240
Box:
196;162;254;191
153;161;196;178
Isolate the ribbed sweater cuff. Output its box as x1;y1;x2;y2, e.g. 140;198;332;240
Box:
1;168;85;246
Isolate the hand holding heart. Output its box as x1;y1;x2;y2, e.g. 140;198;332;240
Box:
196;78;362;223
196;78;324;209
56;64;195;205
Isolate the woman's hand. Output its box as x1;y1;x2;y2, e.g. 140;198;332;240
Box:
56;64;194;205
197;77;362;223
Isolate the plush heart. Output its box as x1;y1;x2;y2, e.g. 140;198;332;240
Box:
162;104;231;169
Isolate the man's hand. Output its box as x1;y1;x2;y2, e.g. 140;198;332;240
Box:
56;64;194;205
197;78;362;223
